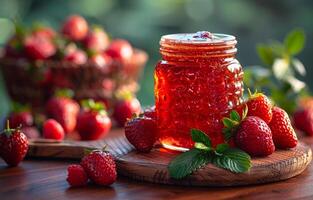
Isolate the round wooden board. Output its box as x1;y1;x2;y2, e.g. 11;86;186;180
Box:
116;142;312;187
27;129;312;187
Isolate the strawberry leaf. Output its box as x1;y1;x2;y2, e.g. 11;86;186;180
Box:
284;28;305;55
168;148;211;179
191;129;211;148
215;143;230;154
212;148;251;173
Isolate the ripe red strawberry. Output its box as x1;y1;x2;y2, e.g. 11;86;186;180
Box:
246;91;272;124
113;95;141;127
0;123;29;167
67;164;88;187
64;49;87;65
62;15;88;41
235;116;275;157
32;26;56;40
84;27;109;52
43;119;65;141
77;100;112;140
269;107;297;149
7;111;33;129
142;106;156;120
80;150;116;186
24;35;56;60
293;107;313;136
90;53;111;68
46;95;79;133
125;116;157;152
105;39;133;63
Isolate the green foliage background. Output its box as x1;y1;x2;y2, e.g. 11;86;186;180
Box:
0;0;312;116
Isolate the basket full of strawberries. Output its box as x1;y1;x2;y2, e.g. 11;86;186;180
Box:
0;15;148;109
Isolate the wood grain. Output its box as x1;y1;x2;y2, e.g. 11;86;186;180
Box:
27;129;312;187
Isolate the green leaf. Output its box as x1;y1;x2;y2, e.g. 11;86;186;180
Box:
212;148;251;173
168;148;211;179
191;129;211;148
230;110;240;121
256;44;274;66
215;143;230;154
284;28;305;55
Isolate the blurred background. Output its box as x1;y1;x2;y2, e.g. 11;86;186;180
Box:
0;0;312;116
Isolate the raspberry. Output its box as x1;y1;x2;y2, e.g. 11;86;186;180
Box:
66;164;88;187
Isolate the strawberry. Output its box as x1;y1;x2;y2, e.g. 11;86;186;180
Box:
64;49;87;65
246;91;273;124
125;116;157;152
43;119;65;141
21;127;40;139
32;26;56;40
223;109;275;157
105;39;133;63
7;111;33;129
77;100;112;140
90;53;112;68
62;15;88;41
142;106;156;120
46;92;80;133
236;116;275;157
84;27;109;52
293;107;313;136
0;122;29;167
24;35;56;60
67;164;88;187
80;150;116;186
113;93;141;127
269;107;297;149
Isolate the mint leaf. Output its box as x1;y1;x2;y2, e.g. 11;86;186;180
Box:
191;129;211;148
212;148;251;173
284;28;305;55
215;143;230;154
256;44;274;66
168;148;211;179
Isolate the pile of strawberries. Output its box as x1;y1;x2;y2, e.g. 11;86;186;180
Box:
67;150;117;187
4;89;142;142
124;92;300;158
5;15;135;68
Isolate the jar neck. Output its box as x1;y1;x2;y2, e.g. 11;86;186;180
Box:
159;32;237;62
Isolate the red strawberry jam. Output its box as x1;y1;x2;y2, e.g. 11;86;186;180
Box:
155;31;244;150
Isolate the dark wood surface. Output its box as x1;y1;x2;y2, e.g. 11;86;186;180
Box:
1;130;313;200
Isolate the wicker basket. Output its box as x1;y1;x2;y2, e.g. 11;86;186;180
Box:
0;49;148;109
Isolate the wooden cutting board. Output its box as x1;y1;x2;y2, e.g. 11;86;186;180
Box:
27;129;312;187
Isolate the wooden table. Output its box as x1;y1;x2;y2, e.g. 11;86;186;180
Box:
1;133;313;200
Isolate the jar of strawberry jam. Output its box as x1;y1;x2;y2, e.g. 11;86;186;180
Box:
155;31;244;150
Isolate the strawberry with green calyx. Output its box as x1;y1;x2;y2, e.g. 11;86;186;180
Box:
168;129;251;179
222;107;275;157
0;121;29;167
46;89;80;133
113;90;141;127
246;89;273;124
6;102;33;129
77;99;112;140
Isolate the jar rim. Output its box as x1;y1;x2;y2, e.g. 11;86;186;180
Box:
160;32;236;45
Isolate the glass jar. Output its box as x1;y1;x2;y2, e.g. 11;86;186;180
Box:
154;31;244;150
